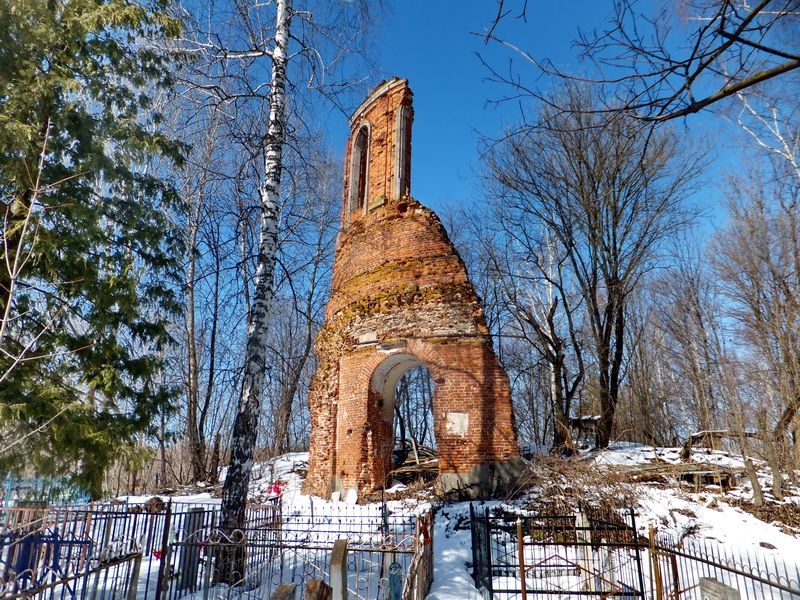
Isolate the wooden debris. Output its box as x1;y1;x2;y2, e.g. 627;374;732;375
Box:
679;429;758;460
617;461;744;492
391;445;438;484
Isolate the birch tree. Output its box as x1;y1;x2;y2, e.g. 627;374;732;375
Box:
735;86;800;183
216;0;292;539
173;0;376;555
265;157;339;455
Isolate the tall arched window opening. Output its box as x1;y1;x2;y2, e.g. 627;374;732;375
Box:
349;125;369;213
394;106;409;199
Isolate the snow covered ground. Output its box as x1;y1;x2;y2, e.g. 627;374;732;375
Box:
593;443;800;548
426;502;485;600
108;444;800;600
594;441;746;468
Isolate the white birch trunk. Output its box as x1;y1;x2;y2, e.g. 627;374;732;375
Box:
220;0;292;541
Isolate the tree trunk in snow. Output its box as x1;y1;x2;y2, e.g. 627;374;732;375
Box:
217;0;291;584
744;457;764;507
186;213;206;482
185;122;219;484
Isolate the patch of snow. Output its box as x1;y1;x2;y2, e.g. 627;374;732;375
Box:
427;503;485;600
636;486;800;556
116;492;219;505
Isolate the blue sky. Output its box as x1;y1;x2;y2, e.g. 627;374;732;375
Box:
373;1;611;212
324;1;741;228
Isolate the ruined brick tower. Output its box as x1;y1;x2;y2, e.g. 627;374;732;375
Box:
303;78;524;498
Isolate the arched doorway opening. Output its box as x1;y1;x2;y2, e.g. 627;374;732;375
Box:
393;364;436;467
369;353;436;485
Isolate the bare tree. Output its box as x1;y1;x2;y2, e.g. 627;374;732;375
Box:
734;85;800;182
719;354;766;506
215;0;292;544
394;365;436;456
264;156;339;456
160;75;255;488
476;207;585;452
655;243;726;433
713;182;800;493
445;207;561;450
617;292;682;447
182;109;226;483
482;0;800;121
484;84;704;447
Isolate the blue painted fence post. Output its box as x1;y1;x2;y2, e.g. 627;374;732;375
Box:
388;562;403;600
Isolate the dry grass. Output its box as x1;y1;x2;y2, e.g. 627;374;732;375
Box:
506;454;641;513
726;498;800;534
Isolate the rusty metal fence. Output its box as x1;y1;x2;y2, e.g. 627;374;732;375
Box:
648;528;800;600
469;504;800;600
401;510;433;600
470;504;646;599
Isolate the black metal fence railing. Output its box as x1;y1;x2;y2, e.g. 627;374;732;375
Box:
1;552;143;600
470;504;646;599
469;504;800;600
0;523;142;600
160;502;424;600
0;499;433;600
0;500;278;600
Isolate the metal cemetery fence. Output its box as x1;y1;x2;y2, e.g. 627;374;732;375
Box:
0;501;243;600
1;499;433;600
402;510;433;600
470;504;800;600
470;504;646;599
0;500;271;600
648;528;800;600
163;502;426;600
0;512;142;600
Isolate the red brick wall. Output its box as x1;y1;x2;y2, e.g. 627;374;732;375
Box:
341;79;413;228
303;79;519;498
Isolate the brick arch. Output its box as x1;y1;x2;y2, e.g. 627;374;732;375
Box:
358;339;447;428
364;351;434;487
368;352;427;421
358;341;516;490
302;78;524;500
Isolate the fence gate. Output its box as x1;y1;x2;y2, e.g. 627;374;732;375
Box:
470;505;646;599
470;504;492;597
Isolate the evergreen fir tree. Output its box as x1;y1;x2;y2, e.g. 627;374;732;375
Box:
0;0;184;498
